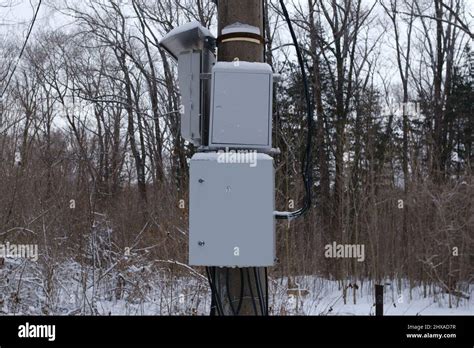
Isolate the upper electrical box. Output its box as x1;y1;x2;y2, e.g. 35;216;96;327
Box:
209;62;273;150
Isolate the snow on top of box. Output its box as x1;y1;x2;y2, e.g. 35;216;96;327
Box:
160;21;214;43
213;61;272;72
192;152;272;161
222;22;261;35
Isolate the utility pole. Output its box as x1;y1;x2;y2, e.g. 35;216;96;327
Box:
212;0;268;316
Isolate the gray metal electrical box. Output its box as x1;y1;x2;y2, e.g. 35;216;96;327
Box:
159;21;216;146
189;153;275;266
178;51;201;145
177;50;215;145
209;62;273;150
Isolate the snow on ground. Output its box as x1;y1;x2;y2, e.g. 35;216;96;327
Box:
271;276;473;316
0;258;472;316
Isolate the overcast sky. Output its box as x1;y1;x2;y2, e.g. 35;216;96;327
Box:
3;0;471;33
1;0;49;28
1;0;472;102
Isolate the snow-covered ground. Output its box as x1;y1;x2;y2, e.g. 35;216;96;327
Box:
0;258;472;315
270;277;473;316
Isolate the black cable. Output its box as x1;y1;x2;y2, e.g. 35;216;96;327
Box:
275;0;314;220
206;266;224;315
205;267;218;315
264;267;269;315
246;268;260;315
259;270;267;315
210;291;216;316
225;268;237;315
235;268;245;315
253;267;266;315
0;0;42;99
208;267;254;316
212;267;225;315
262;0;266;63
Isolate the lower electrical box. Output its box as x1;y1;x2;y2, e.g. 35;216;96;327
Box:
189;153;275;267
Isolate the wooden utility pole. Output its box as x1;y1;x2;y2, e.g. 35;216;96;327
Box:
213;0;268;316
217;0;264;62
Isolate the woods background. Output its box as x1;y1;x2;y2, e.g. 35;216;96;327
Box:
0;0;472;314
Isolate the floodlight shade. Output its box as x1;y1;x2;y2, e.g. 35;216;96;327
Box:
159;21;215;60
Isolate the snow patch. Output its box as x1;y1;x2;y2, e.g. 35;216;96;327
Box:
160;21;213;42
222;22;261;35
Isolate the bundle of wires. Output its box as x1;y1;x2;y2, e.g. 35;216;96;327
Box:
274;0;314;220
206;267;268;316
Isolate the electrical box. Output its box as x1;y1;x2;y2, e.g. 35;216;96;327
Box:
159;21;216;146
209;62;273;150
161;24;278;268
177;51;201;144
189;153;275;266
177;50;215;145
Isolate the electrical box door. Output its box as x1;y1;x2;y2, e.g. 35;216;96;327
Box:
189;153;275;266
209;62;273;150
178;51;201;145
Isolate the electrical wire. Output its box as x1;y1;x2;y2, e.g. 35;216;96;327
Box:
208;267;250;316
207;266;266;316
214;267;226;315
235;268;245;315
206;267;224;315
254;267;267;316
225;268;237;315
253;268;263;314
246;268;261;315
212;267;225;315
205;267;217;315
0;0;42;100
262;0;266;63
210;289;216;316
274;0;314;220
264;267;269;315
